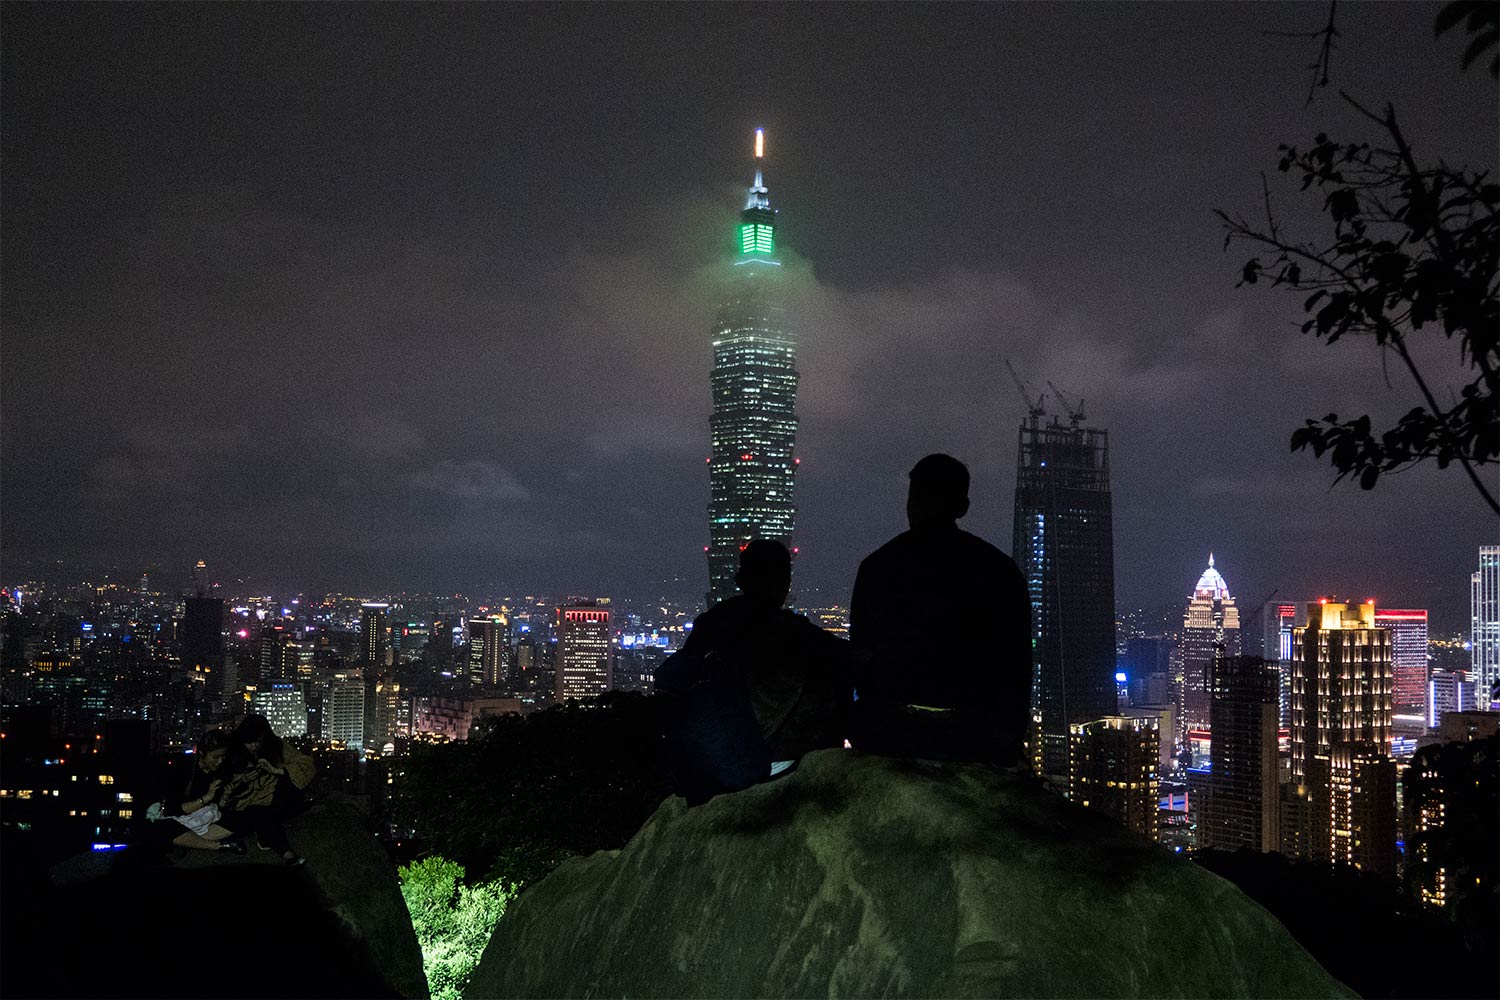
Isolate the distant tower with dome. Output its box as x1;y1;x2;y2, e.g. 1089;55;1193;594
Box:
1172;554;1242;742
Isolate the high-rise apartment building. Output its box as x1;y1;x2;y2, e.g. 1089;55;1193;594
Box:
1014;415;1116;777
1173;555;1242;740
361;602;390;667
322;677;365;747
1068;715;1160;842
555;602;612;703
467;615;511;689
1202;656;1279;853
1288;601;1395;874
1375;609;1428;714
1427;669;1476;728
706;129;798;609
181;595;226;704
1473;546;1499;709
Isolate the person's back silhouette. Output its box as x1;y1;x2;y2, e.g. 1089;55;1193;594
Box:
849;454;1031;764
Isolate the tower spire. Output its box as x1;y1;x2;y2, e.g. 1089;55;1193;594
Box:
745;127;770;211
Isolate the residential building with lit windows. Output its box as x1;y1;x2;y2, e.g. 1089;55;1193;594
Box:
1428;669;1476;728
1068;715;1159;842
556;602;612;702
1262;602;1299;728
1172;554;1242;740
1376;609;1429;714
1014;415;1116;778
1473;546;1499;708
321;677;365;747
361;602;390;667
706;128;798;609
1288;600;1396;874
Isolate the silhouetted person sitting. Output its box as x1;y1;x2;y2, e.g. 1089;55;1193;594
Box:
218;714;315;866
850;454;1031;765
658;539;855;803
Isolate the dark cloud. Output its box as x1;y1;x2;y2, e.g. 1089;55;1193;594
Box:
2;2;1494;629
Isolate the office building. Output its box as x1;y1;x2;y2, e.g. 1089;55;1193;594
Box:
322;677;365;747
1014;412;1116;777
556;602;612;702
1173;555;1242;740
1262;602;1299;728
706;128;799;609
1376;609;1428;714
1473;546;1499;709
468;614;511;689
1068;716;1159;842
1202;656;1279;852
250;679;308;738
1427;669;1475;729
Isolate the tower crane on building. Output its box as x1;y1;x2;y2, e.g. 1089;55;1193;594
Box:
1047;381;1087;428
1005;360;1047;429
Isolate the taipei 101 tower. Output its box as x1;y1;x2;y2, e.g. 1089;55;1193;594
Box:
705;128;799;608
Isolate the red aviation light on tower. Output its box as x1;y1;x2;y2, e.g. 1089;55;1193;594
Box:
755;127;764;159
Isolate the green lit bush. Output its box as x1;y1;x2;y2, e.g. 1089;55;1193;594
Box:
398;855;517;1000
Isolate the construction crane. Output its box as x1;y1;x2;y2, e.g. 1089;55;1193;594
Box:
1005;360;1047;428
1047;380;1087;428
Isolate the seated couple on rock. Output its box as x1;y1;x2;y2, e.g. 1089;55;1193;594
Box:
657;453;1031;804
144;714;316;866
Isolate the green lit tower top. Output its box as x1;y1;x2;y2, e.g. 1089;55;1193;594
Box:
706;128;799;609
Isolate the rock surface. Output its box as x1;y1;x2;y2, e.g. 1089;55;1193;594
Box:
19;798;426;998
466;750;1352;999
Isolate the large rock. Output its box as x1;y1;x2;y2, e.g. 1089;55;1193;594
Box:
22;798;426;998
466;750;1351;999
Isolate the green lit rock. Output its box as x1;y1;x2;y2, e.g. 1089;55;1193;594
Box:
465;749;1351;999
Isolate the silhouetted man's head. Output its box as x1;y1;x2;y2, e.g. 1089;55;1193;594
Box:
907;453;970;529
734;539;792;608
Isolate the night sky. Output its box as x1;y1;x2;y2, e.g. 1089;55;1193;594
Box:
3;3;1494;628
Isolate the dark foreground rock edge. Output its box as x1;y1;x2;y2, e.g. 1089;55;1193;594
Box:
465;749;1354;1000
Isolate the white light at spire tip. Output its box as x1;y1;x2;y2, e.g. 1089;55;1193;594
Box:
755;128;764;159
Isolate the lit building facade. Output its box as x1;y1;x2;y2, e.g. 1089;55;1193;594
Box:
706;128;798;609
1376;609;1428;714
1013;417;1116;777
1262;601;1299;728
1173;554;1241;740
1288;601;1395;874
361;602;390;667
1202;656;1279;853
1068;715;1160;842
321;677;365;747
1427;669;1476;729
467;614;511;689
251;679;308;738
556;602;612;703
1473;545;1499;709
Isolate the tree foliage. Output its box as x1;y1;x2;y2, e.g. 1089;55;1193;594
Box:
1220;6;1499;514
397;692;668;887
398;855;518;1000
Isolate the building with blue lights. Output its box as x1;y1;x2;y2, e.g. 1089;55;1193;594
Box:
705;129;798;609
1013;413;1116;777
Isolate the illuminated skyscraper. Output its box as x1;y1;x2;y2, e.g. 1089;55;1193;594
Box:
706;128;798;609
555;601;612;702
1013;414;1116;777
1473;546;1499;709
468;614;511;689
1262;601;1299;728
251;679;308;738
1288;601;1395;874
361;602;390;666
1375;609;1428;714
1172;554;1241;741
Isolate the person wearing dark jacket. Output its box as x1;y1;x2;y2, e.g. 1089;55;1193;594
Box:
218;714;315;866
681;540;857;765
850;453;1032;765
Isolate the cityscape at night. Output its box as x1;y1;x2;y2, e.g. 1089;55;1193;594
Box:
2;3;1496;999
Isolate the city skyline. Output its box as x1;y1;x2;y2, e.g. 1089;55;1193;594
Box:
2;4;1494;628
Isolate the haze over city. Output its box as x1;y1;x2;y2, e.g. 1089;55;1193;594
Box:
3;2;1494;626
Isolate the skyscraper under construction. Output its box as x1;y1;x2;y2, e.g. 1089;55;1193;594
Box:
1013;410;1117;778
706;129;798;609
